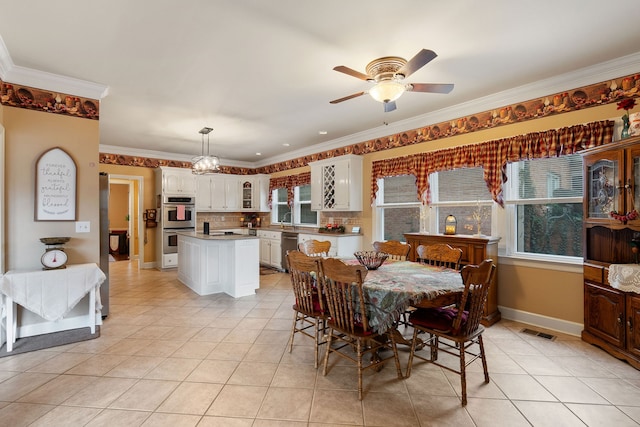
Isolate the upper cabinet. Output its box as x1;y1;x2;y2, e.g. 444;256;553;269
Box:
239;174;271;212
157;167;196;196
196;175;239;212
310;155;363;211
196;174;270;212
584;137;640;229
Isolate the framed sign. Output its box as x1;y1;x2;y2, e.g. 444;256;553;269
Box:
35;147;77;221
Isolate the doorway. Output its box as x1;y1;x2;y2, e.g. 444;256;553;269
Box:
108;175;144;267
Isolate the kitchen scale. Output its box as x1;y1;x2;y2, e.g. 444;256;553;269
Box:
40;237;70;270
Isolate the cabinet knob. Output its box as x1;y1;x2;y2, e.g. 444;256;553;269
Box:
629;317;634;332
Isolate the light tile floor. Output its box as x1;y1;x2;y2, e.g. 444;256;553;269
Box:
0;260;640;426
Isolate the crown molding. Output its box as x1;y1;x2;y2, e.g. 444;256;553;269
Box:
98;144;255;169
0;35;109;99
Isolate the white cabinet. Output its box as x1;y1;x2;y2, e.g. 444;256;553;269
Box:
240;177;255;211
159;167;196;196
310;155;363;211
297;233;362;257
257;230;282;269
195;176;213;211
196;175;240;212
196;174;270;212
238;174;270;212
251;174;271;212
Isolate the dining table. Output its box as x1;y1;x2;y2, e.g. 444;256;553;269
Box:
344;259;465;335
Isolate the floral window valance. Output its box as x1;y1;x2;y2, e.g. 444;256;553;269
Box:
268;172;311;207
370;120;614;206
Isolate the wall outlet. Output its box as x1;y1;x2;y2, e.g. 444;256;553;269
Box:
75;221;90;233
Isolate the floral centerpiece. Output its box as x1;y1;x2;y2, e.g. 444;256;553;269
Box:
320;223;345;233
617;98;636;139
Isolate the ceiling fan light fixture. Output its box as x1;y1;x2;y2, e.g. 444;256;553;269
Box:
369;80;406;103
192;126;220;174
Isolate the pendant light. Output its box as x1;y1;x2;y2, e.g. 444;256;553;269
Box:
192;126;220;174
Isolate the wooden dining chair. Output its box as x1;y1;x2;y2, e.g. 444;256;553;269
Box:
286;250;327;368
372;240;410;260
318;257;403;400
405;259;496;406
298;239;331;257
417;243;463;270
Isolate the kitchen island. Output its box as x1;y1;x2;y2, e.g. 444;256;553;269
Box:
177;231;260;298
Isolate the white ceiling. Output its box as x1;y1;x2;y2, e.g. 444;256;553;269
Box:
1;1;640;167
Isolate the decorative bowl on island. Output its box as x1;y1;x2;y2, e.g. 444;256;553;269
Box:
354;251;389;270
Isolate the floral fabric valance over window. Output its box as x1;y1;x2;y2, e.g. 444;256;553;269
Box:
370;120;614;206
268;172;311;207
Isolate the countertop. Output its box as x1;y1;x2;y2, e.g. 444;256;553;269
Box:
177;231;259;240
255;226;363;236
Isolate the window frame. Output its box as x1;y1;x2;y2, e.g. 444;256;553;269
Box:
272;185;318;228
429;169;495;236
293;184;318;227
503;158;584;265
373;176;422;242
271;187;290;225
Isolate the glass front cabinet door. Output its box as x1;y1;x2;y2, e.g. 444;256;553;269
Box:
584;150;622;223
626;146;640;220
242;180;253;210
584;142;640;226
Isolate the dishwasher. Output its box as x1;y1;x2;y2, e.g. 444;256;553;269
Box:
281;232;299;271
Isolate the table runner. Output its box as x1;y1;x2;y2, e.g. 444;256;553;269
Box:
608;264;640;294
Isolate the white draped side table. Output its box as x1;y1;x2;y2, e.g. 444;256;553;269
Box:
0;263;106;352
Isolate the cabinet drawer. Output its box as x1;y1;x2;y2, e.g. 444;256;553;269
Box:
584;264;604;284
257;230;281;240
163;253;178;267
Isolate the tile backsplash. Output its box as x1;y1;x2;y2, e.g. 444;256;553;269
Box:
196;212;271;230
196;211;363;231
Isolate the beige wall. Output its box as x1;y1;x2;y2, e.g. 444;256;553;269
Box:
2;106;100;270
108;183;129;230
98;164;157;264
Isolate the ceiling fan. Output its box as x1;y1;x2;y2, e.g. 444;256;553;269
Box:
330;49;454;112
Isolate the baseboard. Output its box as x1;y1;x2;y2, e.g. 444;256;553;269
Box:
141;261;156;269
498;306;583;337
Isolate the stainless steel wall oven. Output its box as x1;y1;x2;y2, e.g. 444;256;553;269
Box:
162;196;196;229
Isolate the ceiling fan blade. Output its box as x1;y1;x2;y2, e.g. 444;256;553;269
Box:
329;91;366;104
407;83;454;94
333;65;371;81
397;49;437;78
383;101;397;113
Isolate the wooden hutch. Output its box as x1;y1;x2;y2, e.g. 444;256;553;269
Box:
582;136;640;369
403;233;501;326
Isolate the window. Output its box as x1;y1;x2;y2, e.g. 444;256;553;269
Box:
272;188;290;223
431;167;493;236
375;155;584;264
294;185;318;226
272;185;318;227
505;154;583;260
375;175;420;242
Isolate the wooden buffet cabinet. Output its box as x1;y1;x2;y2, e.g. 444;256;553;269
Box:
404;233;501;326
581;136;640;369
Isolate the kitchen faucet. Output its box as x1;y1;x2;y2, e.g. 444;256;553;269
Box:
281;211;292;228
